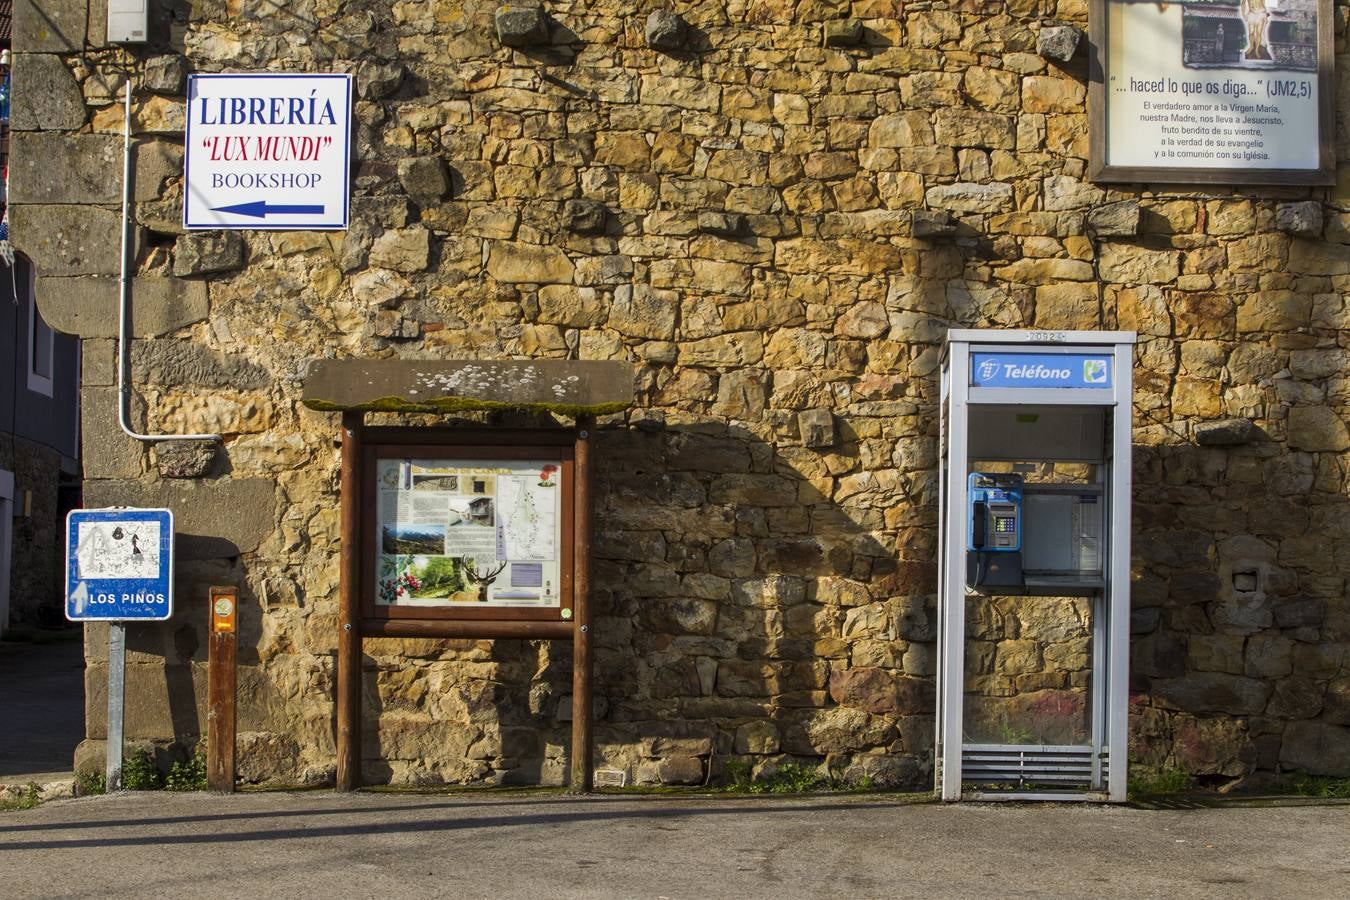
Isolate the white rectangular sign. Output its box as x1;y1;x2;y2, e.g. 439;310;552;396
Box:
1092;0;1333;184
184;73;352;230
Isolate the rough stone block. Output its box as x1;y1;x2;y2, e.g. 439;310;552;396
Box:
132;340;271;391
823;18;864;48
155;440;221;479
10;54;86;131
236;732;304;785
35;276;209;339
173;232;247;277
807;707;895;752
87;0;108;46
495;5;550;48
486;242;574;283
14;0;87;52
933;108;1016;150
734;722;781;754
9;132;122;204
82;339;117;386
1131;607;1161;634
645;10;687;52
11;205;126;276
82;387;147;479
1287;406;1350;452
81;66;127;106
1155;673;1272;715
1275;201;1323;239
1280;721;1350;776
84;478;278;557
1037;25;1081;62
84;661;208;740
356;61;405;100
369;227;432;272
398;157;451;205
656;756;705;785
611;284;677;340
799;408;835;448
143;55;188;94
697;211;745;237
912;209;956;238
564;199;608;234
1195;418;1257;446
926;182;1014;212
74;739;106;779
134;140;186;203
1088;200;1140;237
1273;598;1323;629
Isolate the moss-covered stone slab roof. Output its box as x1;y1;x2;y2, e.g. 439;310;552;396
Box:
301;359;635;416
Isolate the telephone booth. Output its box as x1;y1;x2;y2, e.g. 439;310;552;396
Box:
936;330;1135;801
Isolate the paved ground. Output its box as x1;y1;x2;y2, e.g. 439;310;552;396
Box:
1;790;1346;898
0;638;84;780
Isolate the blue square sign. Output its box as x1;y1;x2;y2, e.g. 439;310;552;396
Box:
65;509;174;621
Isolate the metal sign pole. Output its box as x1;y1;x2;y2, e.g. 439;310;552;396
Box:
66;507;176;792
107;622;126;791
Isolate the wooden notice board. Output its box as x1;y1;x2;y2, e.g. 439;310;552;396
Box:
301;358;632;794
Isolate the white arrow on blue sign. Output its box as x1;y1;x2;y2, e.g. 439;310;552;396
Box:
65;509;175;621
183;73;352;231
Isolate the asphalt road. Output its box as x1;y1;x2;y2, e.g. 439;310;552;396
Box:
1;790;1347;898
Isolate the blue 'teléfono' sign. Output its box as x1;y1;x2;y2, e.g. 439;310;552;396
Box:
65;509;174;621
970;352;1113;390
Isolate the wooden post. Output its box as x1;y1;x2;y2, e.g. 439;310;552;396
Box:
206;586;238;793
570;415;595;793
336;411;363;791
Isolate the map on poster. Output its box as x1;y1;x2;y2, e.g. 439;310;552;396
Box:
375;459;561;607
1100;0;1327;178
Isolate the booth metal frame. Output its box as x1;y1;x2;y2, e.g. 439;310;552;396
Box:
936;329;1135;802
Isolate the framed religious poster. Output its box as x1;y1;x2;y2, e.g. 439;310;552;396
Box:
1089;0;1334;184
362;432;575;622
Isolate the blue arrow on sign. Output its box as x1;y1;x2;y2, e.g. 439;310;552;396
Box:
210;200;325;218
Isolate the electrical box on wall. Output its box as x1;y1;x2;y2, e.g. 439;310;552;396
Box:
108;0;149;44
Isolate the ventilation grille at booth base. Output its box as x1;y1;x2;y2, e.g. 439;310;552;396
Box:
961;745;1106;787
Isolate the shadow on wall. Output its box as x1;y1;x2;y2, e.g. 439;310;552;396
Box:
341;414;940;790
588;420;936;789
1129;433;1350;781
496;417;930;789
79;551;257;776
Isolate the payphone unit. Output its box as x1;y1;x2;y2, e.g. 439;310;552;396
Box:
967;472;1023;588
937;330;1134;802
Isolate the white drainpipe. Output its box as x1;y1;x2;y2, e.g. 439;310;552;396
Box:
118;77;220;443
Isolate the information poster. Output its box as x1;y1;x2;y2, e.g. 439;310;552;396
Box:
1094;0;1330;182
375;458;562;608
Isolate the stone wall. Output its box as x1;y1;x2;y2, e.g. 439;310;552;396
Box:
0;435;64;628
11;0;1350;785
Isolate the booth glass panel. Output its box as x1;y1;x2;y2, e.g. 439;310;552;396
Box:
962;594;1095;748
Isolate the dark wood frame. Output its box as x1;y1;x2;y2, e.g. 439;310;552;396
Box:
336;415;595;793
361;429;576;624
1088;0;1335;185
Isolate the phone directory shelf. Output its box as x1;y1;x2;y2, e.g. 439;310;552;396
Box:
937;329;1134;802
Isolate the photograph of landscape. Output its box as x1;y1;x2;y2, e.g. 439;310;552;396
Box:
381;523;446;555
